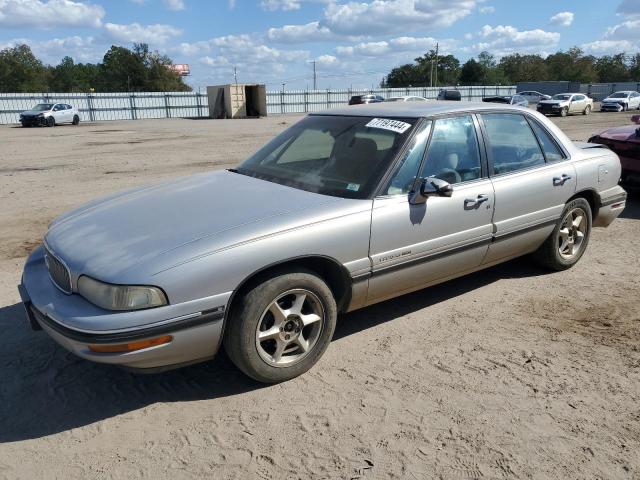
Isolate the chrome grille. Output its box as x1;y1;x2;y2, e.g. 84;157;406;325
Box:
45;247;71;293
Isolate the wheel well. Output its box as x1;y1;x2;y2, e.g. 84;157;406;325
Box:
570;190;598;218
226;256;353;321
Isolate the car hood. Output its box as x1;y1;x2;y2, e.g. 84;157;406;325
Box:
44;170;352;281
594;126;640;143
602;98;627;103
21;109;48;116
539;100;568;106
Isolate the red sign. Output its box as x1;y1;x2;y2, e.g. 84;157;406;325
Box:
168;64;190;76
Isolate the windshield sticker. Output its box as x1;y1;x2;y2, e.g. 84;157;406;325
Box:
365;118;411;134
346;183;360;192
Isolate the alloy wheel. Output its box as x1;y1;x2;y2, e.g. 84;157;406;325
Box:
558;207;587;259
255;289;325;367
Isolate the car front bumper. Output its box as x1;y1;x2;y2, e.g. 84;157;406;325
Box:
19;246;230;371
600;103;624;112
20;115;46;126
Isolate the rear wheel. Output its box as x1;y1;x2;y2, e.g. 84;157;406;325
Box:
583;105;591;115
224;268;337;383
72;115;80;125
532;198;592;271
46;116;55;127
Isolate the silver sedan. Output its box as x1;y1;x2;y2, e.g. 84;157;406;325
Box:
19;102;626;383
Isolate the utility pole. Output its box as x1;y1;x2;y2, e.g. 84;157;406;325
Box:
434;42;439;87
308;60;317;90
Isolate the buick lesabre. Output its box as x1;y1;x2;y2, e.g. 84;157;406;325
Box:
19;103;627;383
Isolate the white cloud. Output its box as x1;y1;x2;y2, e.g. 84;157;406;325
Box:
163;0;185;10
260;0;329;10
581;39;638;54
0;0;105;28
617;0;640;18
228;0;236;8
325;0;477;36
468;24;560;56
0;35;103;63
479;5;494;13
267;22;339;43
605;18;640;40
335;35;452;57
103;23;183;44
550;11;574;27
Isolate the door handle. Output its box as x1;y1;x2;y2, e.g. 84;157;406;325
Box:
553;174;572;186
464;194;489;208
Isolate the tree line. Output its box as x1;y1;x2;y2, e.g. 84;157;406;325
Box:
382;48;640;88
0;43;192;93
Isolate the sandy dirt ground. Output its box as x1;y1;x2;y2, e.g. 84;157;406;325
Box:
0;110;639;479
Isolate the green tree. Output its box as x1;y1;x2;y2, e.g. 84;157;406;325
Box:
382;63;425;87
498;54;549;82
0;44;48;92
545;47;597;83
595;54;631;83
459;58;485;85
414;50;460;86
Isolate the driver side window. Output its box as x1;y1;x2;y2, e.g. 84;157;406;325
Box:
420;115;481;185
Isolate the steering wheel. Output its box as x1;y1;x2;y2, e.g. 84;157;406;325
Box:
435;168;461;185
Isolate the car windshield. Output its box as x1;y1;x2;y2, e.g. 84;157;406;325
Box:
552;95;571;101
235;115;417;199
31;103;53;111
609;92;628;98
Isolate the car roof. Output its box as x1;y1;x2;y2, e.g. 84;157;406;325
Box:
311;101;531;118
609;91;635;94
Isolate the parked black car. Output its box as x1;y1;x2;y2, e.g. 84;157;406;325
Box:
436;89;461;101
348;94;384;105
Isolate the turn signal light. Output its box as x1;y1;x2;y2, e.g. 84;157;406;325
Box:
89;335;173;353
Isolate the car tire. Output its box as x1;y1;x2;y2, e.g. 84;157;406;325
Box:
72;115;80;125
560;107;568;117
46;116;55;127
224;268;337;383
583;105;591;115
21;122;30;128
532;197;592;271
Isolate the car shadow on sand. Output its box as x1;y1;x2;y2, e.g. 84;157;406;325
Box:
620;185;640;220
0;259;550;443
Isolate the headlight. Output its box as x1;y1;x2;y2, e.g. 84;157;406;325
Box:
77;276;168;311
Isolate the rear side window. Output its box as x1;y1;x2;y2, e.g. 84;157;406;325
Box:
529;120;565;162
481;114;545;175
421;115;482;184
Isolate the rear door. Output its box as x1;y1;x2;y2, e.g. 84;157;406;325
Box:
479;112;576;264
367;114;494;303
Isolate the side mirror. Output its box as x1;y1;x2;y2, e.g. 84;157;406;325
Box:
410;177;453;204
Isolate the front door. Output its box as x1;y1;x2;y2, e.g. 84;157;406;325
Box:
367;114;494;304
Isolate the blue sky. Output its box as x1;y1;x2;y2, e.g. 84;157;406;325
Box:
1;0;639;90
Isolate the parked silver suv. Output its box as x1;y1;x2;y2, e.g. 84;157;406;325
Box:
19;102;626;383
20;103;80;127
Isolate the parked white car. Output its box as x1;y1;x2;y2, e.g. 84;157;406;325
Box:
19;103;81;127
384;96;428;102
600;91;640;112
537;93;593;117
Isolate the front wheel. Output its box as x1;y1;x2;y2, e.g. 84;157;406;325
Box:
224;269;337;383
559;107;568;117
72;115;80;125
46;116;55;127
583;105;591;115
532;198;592;271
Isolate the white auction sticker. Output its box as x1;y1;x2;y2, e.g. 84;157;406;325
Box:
365;118;412;134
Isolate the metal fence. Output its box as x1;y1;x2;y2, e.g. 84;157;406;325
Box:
0;85;516;124
581;82;640;101
266;86;516;115
0;92;209;124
